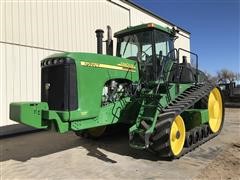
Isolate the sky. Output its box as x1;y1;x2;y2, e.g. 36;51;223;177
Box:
132;0;240;75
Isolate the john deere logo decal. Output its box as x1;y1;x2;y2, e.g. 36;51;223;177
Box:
80;61;136;72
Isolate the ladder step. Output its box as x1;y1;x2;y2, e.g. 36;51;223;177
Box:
140;120;150;130
142;104;156;108
140;116;154;121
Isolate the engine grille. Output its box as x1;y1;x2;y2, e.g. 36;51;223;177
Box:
41;57;78;111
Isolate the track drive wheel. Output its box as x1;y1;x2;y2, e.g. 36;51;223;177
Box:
150;115;186;158
208;87;224;133
75;126;106;139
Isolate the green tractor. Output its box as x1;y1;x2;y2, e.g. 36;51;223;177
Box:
10;23;224;159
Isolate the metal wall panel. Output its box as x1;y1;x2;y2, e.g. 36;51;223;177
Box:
0;43;61;126
0;0;130;126
0;0;191;126
1;0;129;52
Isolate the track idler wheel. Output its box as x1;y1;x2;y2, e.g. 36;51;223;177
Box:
207;87;225;133
75;126;107;139
150;115;186;158
88;126;107;138
169;115;186;157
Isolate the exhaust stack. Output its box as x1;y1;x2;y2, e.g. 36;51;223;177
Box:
95;29;104;54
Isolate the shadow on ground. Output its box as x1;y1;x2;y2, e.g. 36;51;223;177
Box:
80;126;165;163
0;125;165;163
2;118;229;163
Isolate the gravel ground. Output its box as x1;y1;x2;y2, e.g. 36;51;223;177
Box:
0;108;239;180
196;143;240;179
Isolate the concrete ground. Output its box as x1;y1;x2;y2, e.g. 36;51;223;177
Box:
1;108;239;179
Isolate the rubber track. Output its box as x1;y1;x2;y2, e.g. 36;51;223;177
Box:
150;81;217;158
179;127;219;158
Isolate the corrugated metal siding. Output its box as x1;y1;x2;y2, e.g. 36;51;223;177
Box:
1;0;129;52
0;0;190;126
0;43;61;126
0;0;130;126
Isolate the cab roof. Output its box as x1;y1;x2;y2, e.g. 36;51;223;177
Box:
114;23;174;37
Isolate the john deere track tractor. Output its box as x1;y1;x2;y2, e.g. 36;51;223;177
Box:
10;23;224;159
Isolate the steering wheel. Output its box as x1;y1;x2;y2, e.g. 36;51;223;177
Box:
141;45;152;59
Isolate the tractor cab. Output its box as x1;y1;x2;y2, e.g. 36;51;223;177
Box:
115;23;176;82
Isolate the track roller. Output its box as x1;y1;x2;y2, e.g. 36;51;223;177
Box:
192;129;199;144
198;127;204;141
203;125;210;137
185;132;193;147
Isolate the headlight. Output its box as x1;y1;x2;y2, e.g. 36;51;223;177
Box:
53;59;58;64
59;59;64;64
47;59;51;65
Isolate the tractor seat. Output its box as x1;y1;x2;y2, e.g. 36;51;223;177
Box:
168;63;196;83
180;63;195;83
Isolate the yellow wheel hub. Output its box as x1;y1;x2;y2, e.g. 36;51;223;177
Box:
88;126;106;138
170;115;186;156
208;88;223;133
